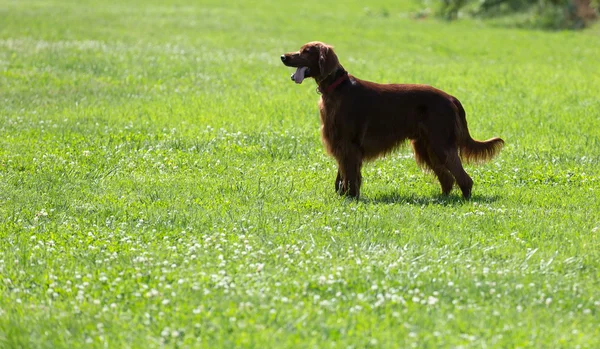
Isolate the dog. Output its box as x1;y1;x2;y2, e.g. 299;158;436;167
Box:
281;41;504;199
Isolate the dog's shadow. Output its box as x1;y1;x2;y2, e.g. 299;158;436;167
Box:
361;192;500;206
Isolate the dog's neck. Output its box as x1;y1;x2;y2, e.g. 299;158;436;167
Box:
317;66;349;95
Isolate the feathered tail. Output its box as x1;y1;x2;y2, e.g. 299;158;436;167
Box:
452;98;504;163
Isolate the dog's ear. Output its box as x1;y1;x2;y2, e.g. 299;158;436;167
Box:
319;44;338;77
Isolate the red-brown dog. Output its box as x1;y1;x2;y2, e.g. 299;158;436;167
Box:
281;41;504;199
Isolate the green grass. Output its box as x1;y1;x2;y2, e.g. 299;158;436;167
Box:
1;0;599;347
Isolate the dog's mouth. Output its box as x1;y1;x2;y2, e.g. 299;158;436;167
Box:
290;67;310;84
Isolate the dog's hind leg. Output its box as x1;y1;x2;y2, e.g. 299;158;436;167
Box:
441;147;474;199
412;139;454;195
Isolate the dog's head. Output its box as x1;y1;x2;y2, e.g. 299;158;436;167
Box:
281;41;339;84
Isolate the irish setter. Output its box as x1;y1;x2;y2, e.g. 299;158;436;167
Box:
281;41;504;199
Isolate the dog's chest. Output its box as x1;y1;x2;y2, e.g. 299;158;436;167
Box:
318;97;343;147
318;97;341;124
318;98;335;130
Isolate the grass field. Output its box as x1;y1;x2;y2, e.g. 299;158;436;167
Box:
1;0;599;347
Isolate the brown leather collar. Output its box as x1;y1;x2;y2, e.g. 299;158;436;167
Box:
318;71;349;94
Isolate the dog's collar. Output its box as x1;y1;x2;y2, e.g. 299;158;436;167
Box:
317;70;349;95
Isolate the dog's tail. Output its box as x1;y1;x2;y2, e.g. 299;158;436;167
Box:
452;98;504;163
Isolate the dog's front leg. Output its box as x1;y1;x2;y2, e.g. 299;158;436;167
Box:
335;169;343;193
337;148;363;199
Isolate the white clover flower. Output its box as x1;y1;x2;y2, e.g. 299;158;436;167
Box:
160;328;170;337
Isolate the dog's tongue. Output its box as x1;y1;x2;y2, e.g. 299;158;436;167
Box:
292;67;308;84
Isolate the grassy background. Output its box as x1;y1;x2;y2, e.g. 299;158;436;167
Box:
1;0;599;347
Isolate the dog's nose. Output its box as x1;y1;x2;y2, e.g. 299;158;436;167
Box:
280;55;286;62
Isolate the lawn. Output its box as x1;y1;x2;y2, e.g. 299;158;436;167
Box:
0;0;599;347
